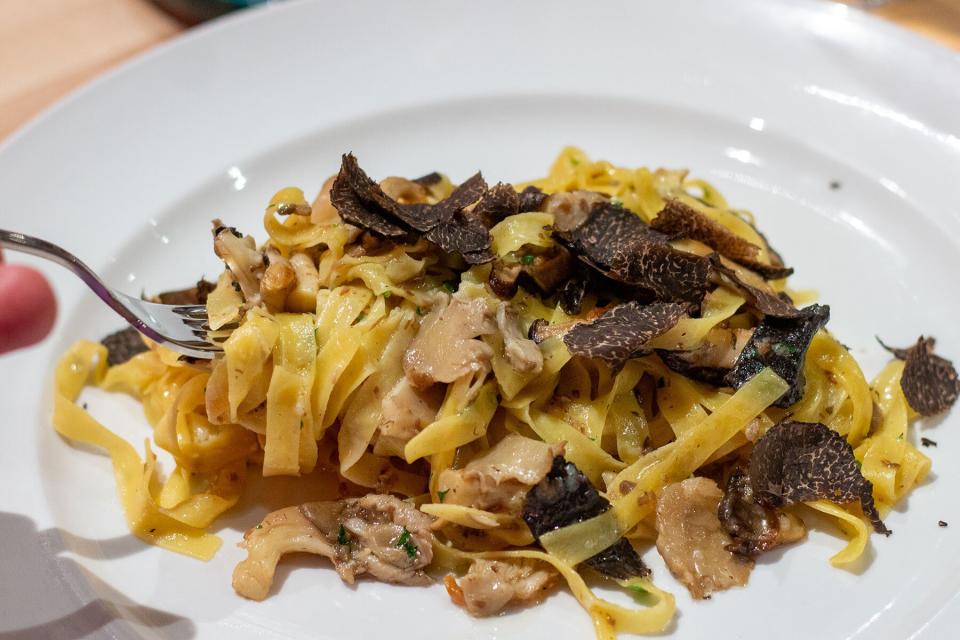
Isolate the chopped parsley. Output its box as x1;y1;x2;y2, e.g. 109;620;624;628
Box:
610;197;623;207
442;281;457;294
356;312;366;322
897;432;904;441
337;524;351;545
382;290;393;299
626;583;648;595
437;489;449;503
415;306;424;316
520;254;535;265
255;524;263;530
395;527;418;559
570;157;580;167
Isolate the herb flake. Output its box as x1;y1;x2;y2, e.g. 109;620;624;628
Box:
396;527;418;558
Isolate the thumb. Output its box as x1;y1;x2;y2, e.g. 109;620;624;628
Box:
0;260;57;354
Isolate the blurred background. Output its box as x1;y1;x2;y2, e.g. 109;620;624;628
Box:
0;0;958;142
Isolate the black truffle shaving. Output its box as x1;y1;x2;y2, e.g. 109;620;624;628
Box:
329;162;409;238
554;201;711;304
425;214;494;265
563;301;690;370
330;153;494;264
556;201;665;270
657;350;730;386
402;173;487;232
155;279;216;305
609;240;712;304
518;185;548;212
725;304;830;408
558;272;589;315
470;182;519;229
879;336;960;415
413;171;443;187
523;457;651;579
749;420;890;535
710;254;799;318
101;327;149;366
650;200;793;280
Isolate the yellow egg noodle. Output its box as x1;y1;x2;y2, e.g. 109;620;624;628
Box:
52;147;939;637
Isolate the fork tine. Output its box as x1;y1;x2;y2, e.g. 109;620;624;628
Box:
181;317;239;331
171;305;209;319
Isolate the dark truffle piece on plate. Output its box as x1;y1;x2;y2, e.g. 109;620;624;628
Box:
749;420;889;535
650;200;793;279
523;457;650;580
101;327;149;366
563;301;690;369
710;254;799;318
879;336;959;415
725;304;829;408
517;185;548;212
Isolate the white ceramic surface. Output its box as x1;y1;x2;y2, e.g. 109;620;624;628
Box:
1;1;959;638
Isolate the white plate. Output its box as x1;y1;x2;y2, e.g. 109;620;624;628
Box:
2;0;959;638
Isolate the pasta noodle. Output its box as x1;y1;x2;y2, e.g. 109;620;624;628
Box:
51;147;950;637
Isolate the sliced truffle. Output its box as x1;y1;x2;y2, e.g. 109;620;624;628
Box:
101;327;149;366
749;420;889;535
523;457;650;580
469;182;519;229
879;336;959;416
557;271;589;315
539;198;711;305
425;215;494;265
413;171;443;187
718;468;806;556
404;173;487;232
518;185;548;212
608;241;712;304
155;279;216;305
563;301;690;369
650;200;793;279
725;304;830;408
555;200;663;268
330;154;494;263
710;254;799;318
329;156;409;238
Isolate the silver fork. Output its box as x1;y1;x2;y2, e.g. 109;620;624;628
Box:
0;229;233;359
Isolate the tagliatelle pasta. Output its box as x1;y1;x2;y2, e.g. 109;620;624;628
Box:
53;147;958;637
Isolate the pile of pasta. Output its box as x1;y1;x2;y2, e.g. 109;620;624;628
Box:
54;147;945;638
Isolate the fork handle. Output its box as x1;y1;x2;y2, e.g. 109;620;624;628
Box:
0;229;165;342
